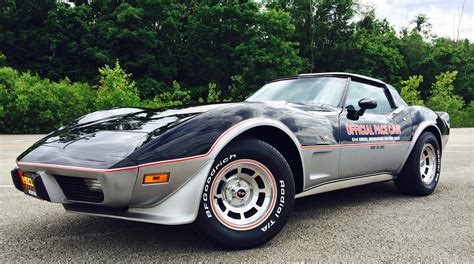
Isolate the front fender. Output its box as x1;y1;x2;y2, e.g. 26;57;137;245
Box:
130;117;306;208
207;118;304;162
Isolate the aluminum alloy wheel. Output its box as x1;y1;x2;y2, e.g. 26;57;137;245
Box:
419;143;437;184
210;160;276;230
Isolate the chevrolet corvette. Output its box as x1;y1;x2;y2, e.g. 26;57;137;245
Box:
11;72;450;248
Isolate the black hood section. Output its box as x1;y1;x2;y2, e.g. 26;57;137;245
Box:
17;104;229;169
125;102;337;168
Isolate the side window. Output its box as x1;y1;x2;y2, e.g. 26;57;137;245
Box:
344;81;393;115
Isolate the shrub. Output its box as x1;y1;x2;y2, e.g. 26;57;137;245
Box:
141;80;191;108
0;67;95;133
95;61;141;110
0;62;199;133
159;80;191;106
459;102;474;127
207;83;220;103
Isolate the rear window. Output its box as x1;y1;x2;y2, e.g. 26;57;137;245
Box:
387;85;408;107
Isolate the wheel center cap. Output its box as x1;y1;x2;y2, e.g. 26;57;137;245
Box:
236;189;247;199
223;178;252;205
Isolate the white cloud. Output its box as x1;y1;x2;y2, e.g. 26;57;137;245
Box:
359;0;474;41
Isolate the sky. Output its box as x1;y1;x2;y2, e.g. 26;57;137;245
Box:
359;0;474;41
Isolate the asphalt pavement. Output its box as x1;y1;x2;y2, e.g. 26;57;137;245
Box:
0;129;472;262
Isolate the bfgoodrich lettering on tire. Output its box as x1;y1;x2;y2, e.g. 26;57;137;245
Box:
395;131;441;196
197;137;295;249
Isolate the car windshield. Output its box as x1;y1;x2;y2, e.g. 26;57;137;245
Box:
246;77;346;108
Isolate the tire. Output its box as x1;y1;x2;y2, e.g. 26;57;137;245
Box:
394;132;441;196
196;137;295;249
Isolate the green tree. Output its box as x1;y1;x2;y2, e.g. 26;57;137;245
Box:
0;0;57;77
419;38;474;102
0;0;473;129
410;14;432;40
400;75;424;106
349;8;405;84
399;31;430;78
266;0;356;72
426;71;464;114
157;80;191;107
180;0;302;99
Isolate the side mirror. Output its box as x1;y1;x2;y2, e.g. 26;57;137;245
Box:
347;98;377;120
358;98;377;110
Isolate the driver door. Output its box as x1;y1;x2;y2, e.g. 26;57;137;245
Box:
338;80;408;178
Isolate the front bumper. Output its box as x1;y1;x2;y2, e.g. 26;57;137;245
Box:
15;159;213;225
63;160;213;225
15;163;137;206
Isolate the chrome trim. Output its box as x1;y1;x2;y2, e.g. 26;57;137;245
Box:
295;173;395;198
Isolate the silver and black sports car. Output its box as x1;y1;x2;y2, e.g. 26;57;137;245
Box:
12;72;449;248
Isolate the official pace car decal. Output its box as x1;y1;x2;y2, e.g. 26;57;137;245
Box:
345;123;401;142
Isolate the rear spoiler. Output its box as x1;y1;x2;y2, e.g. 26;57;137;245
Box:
436;112;450;128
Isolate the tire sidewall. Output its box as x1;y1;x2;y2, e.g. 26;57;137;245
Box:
414;133;441;191
198;139;295;248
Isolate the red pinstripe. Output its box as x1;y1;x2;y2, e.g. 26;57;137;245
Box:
16;122;412;173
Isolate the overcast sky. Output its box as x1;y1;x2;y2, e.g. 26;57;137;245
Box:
359;0;473;41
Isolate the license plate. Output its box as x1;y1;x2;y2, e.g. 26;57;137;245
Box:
22;172;38;198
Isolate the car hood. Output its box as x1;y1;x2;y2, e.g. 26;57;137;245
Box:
17;103;230;168
18;101;336;169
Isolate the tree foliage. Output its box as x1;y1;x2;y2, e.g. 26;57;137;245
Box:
426;71;464;113
400;75;424;106
95;61;141;110
0;67;96;133
0;0;473;129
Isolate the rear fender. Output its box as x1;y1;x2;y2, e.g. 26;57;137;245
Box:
396;121;443;174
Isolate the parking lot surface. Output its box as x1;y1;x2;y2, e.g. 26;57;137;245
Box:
0;129;472;261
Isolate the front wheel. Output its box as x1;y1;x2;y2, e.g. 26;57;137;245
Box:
196;138;295;249
394;132;441;196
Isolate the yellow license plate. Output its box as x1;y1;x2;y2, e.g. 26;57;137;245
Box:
22;175;34;187
21;173;38;197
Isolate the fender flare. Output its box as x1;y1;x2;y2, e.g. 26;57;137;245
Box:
208;118;304;165
128;118;306;224
396;121;443;174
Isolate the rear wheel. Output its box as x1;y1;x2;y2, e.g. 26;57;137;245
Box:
196;138;295;249
395;132;441;196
